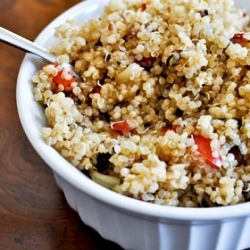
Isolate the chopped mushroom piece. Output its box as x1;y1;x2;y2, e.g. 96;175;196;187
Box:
199;9;209;17
96;153;111;172
166;51;182;66
200;193;217;207
228;146;244;166
136;57;155;69
243;182;250;201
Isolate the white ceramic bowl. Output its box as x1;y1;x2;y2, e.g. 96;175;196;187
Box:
16;1;250;249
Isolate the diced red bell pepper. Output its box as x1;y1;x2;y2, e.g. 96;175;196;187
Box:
231;33;250;47
194;135;221;168
111;121;133;134
52;70;75;92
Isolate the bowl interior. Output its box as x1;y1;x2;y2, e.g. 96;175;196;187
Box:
16;0;250;221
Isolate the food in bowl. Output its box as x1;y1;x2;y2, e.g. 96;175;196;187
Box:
32;0;250;207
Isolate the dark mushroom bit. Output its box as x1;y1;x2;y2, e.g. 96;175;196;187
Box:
229;146;245;166
199;9;209;17
136;56;155;69
166;51;182;66
96;153;112;173
102;112;111;123
200;193;218;208
242;182;250;201
144;122;151;128
174;108;184;117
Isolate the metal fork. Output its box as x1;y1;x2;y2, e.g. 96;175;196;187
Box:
0;26;80;80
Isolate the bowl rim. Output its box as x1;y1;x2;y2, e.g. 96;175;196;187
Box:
16;0;250;222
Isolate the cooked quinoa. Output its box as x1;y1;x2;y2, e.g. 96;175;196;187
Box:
33;0;250;207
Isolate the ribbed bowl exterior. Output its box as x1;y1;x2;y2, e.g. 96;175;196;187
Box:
54;173;250;250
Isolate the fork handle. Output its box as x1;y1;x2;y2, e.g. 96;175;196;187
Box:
0;27;56;63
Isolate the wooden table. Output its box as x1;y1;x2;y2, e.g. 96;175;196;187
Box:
0;1;122;249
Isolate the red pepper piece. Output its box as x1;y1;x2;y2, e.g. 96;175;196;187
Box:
231;33;245;45
231;33;250;47
52;70;75;92
194;135;221;168
111;121;133;134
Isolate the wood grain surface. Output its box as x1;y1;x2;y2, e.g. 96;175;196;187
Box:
0;1;122;249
